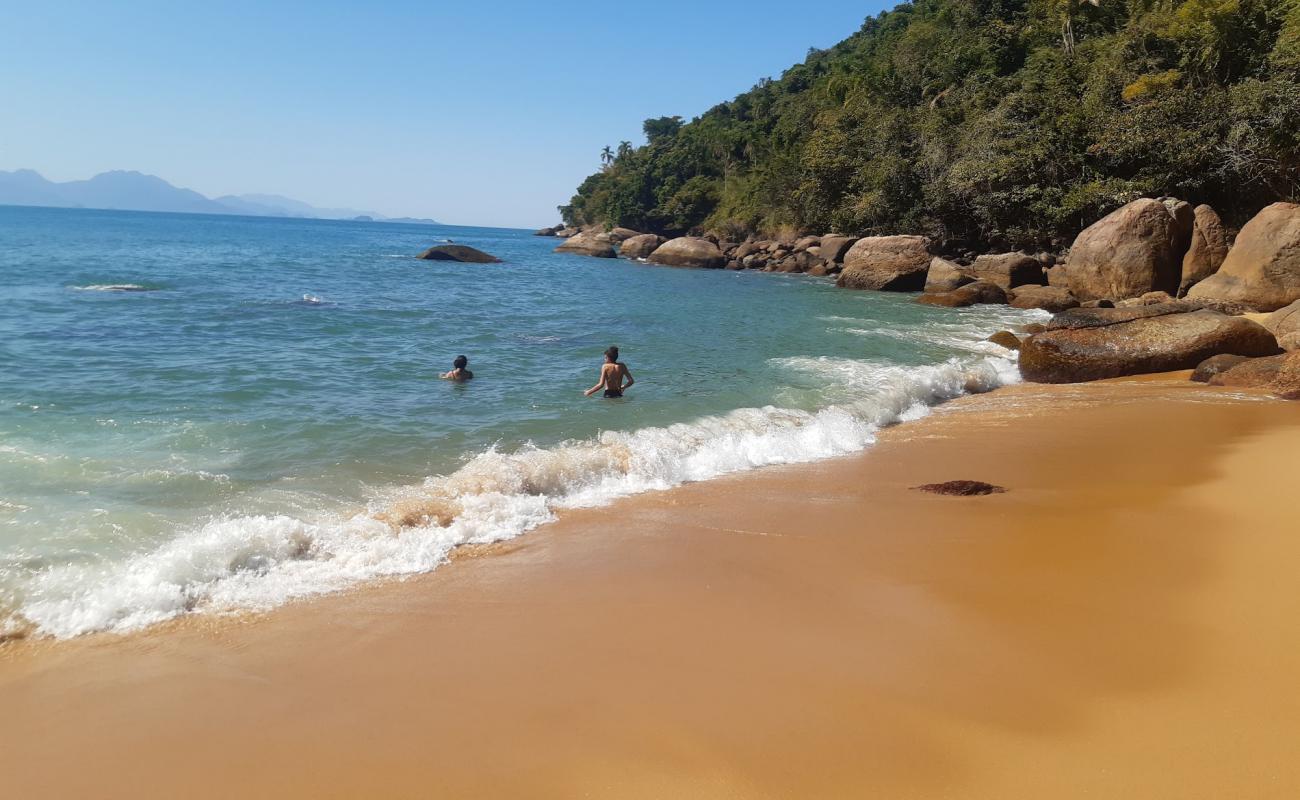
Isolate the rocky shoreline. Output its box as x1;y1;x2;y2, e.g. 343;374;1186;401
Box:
539;199;1300;399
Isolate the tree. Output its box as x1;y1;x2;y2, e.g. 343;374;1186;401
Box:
600;145;614;167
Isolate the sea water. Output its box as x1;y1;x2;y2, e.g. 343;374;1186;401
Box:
0;206;1045;638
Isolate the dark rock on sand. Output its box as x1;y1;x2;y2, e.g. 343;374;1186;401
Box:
418;244;502;263
1191;354;1252;383
1188;203;1300;311
837;236;931;291
988;331;1022;350
648;237;726;269
1008;285;1079;312
913;480;1007;496
1020;308;1280;383
916;281;1007;308
619;233;664;260
1209;352;1300;399
1065;198;1193;301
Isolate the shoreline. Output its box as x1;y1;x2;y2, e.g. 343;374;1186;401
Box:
3;376;1300;797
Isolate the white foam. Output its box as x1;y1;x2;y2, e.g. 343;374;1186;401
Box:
72;284;154;292
6;352;1023;639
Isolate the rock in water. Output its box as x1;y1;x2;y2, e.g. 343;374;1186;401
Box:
924;256;972;293
418;244;501;263
1008;285;1079;312
619;234;664;260
913;480;1007;496
1190;354;1251;383
961;253;1044;290
1179;205;1229;295
647;237;725;268
1019;308;1280;383
555;230;617;258
1209;352;1300;399
836;236;931;291
1262;299;1300;351
916;281;1007;307
1188;203;1300;311
1065;198;1193;302
988;331;1022;350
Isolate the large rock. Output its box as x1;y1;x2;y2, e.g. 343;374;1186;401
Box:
1065;198;1194;302
647;237;725;269
916;281;1007;307
1262;299;1300;351
1044;301;1198;330
961;253;1044;290
924;257;972;293
1019;309;1280;383
555;230;617;258
619;234;664;260
1190;354;1251;383
607;227;642;243
1209;352;1300;399
1188;203;1300;311
418;244;501;263
1179;205;1229;295
837;236;931;291
818;235;858;263
534;225;561;237
1008;285;1079;312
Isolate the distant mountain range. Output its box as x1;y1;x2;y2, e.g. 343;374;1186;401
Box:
0;169;437;224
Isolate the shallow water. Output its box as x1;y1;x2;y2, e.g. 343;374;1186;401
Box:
0;205;1045;638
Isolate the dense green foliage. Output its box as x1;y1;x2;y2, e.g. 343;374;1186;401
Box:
561;0;1300;250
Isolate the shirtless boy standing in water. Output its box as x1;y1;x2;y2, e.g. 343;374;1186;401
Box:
584;346;634;398
441;355;473;381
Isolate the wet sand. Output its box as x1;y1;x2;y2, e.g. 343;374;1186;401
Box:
3;376;1299;799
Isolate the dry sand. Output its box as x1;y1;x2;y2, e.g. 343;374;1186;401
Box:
2;376;1299;799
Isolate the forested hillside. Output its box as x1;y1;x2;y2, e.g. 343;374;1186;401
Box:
561;0;1300;250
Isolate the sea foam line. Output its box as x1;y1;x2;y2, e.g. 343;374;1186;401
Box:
4;352;1021;640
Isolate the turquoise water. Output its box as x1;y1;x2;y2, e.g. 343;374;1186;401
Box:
0;206;1043;638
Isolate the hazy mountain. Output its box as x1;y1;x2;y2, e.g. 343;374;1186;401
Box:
0;169;437;223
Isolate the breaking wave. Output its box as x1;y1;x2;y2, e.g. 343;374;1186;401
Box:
2;351;1021;640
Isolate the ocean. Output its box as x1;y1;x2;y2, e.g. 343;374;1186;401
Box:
0;205;1045;639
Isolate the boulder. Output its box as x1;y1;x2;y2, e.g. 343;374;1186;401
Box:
647;237;725;269
619;234;664;260
1191;354;1252;383
962;252;1045;290
819;235;858;263
733;241;763;260
1008;285;1079;312
1022;323;1048;335
555;227;580;238
1209;352;1300;399
555;230;617;258
418;244;501;263
837;236;931;291
807;263;831;277
1179;205;1229;295
1046;265;1070;288
607;227;643;243
1044;302;1198;330
792;235;821;252
725;259;745;271
1019;309;1280;383
1262;299;1300;351
924;257;973;293
988;331;1022;350
916;281;1007;308
534;225;561;236
1065;198;1193;301
1080;299;1115;309
1188;203;1300;311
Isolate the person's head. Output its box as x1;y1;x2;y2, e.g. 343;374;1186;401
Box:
604;346;619;363
453;355;468;370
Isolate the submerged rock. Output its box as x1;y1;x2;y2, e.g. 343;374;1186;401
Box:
1188;203;1300;311
418;244;501;263
913;480;1007;496
837;235;931;291
1020;308;1280;383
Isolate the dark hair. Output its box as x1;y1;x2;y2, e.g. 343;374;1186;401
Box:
453;355;468;369
604;346;619;362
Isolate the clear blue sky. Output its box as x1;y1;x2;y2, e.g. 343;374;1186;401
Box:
1;1;885;228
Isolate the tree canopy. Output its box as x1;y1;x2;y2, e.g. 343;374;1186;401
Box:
561;0;1300;251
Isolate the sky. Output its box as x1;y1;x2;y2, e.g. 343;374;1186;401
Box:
0;1;886;228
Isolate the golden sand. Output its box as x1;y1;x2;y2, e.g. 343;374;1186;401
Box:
2;376;1298;799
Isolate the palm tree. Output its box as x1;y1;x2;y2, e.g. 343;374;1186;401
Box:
600;145;614;167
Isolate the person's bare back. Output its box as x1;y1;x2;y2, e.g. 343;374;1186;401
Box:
585;346;634;398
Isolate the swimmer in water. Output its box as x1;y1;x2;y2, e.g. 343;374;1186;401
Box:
584;346;634;398
441;354;473;381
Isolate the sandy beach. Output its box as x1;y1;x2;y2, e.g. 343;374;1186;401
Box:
3;375;1299;799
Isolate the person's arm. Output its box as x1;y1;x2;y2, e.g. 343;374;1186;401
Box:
620;364;634;390
584;366;607;396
